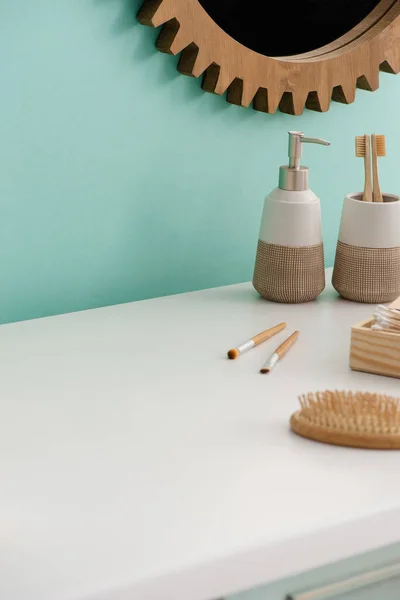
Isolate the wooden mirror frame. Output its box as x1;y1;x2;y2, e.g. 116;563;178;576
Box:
138;0;400;115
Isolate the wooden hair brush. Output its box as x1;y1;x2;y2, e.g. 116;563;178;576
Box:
290;390;400;449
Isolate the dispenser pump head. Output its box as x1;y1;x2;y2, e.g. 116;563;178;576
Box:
279;131;330;191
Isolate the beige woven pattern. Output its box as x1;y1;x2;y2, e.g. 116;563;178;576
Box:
253;241;325;303
333;241;400;303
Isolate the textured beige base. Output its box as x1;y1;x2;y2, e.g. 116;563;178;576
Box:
332;241;400;303
252;240;325;303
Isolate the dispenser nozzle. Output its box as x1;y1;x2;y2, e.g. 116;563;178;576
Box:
279;131;331;191
302;136;331;147
288;131;330;169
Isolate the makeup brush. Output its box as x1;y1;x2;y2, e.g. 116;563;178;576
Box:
371;133;386;203
355;134;372;202
227;322;286;359
260;330;299;373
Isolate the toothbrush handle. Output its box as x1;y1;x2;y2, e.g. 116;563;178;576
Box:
363;134;372;202
371;133;383;202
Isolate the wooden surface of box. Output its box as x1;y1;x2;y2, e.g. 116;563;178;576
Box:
350;319;400;379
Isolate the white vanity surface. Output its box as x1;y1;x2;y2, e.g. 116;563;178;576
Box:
1;269;399;600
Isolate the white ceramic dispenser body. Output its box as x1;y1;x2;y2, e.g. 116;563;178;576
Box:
258;187;322;247
253;131;329;303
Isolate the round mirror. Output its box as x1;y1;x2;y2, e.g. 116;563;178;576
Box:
138;0;400;114
198;0;382;56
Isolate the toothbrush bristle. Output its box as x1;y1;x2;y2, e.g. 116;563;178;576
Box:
376;134;386;156
355;135;366;157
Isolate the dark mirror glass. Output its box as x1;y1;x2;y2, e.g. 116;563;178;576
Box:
198;0;382;56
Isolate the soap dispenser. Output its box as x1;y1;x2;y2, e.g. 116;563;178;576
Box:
253;131;330;303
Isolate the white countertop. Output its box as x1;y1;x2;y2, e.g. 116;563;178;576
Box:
1;269;400;600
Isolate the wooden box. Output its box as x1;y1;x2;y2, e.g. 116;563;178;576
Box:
350;319;400;379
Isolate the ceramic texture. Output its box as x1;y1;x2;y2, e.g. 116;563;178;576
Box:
333;193;400;303
253;240;325;303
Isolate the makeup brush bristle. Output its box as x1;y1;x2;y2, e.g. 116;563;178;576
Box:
375;134;386;157
355;135;367;157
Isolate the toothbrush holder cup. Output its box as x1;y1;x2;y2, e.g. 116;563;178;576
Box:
332;192;400;303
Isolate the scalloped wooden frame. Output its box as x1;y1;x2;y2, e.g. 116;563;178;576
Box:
138;0;400;115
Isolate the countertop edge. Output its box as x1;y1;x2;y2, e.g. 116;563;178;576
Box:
87;506;400;600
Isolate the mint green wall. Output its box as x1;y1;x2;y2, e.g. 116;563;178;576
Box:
1;1;399;324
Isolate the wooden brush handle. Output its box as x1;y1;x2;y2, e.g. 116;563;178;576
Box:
371;133;383;202
275;330;299;358
363;134;372;202
252;322;286;346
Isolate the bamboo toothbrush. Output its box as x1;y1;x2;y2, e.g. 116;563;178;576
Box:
371;133;386;202
355;134;372;202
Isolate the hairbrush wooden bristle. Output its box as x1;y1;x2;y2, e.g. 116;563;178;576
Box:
355;135;372;202
371;134;386;202
290;390;400;449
